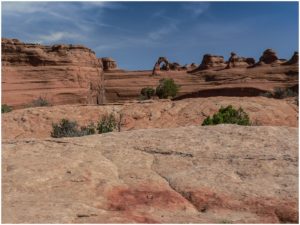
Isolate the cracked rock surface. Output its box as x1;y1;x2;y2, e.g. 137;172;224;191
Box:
2;125;298;223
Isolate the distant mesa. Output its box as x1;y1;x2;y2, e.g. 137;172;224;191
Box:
226;52;255;69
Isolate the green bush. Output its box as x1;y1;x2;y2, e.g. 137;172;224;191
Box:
2;104;13;113
97;114;117;134
30;97;50;107
51;119;95;138
202;105;251;126
140;87;155;100
156;78;180;99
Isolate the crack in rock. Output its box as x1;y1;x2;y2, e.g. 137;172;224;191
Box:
134;146;193;158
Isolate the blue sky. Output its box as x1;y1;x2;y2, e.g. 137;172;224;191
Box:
2;1;299;70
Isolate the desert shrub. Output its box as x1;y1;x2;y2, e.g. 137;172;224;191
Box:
155;78;180;99
138;95;148;101
51;119;95;138
202;105;251;126
140;87;155;100
273;87;287;99
97;114;117;134
2;104;13;113
30;96;50;107
260;92;273;98
80;122;96;136
262;87;297;99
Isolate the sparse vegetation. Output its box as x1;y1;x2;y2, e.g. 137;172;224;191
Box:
51;114;117;138
155;78;180;99
202;105;251;126
96;114;117;134
261;87;297;99
140;87;156;100
51;119;95;138
2;104;13;113
30;96;50;107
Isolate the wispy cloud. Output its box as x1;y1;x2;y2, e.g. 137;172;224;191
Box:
37;32;83;44
148;23;178;40
2;1;124;44
182;2;210;17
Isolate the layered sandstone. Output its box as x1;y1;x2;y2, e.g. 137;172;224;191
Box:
2;38;104;108
2;125;298;223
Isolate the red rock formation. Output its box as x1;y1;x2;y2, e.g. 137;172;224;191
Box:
2;38;104;108
284;51;298;65
226;52;255;69
100;57;118;71
152;57;186;75
196;54;226;70
257;49;279;65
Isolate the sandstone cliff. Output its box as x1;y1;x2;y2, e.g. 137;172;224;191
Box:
2;38;104;108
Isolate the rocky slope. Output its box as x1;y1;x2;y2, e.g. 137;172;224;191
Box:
2;38;104;108
2;125;298;223
2;97;298;140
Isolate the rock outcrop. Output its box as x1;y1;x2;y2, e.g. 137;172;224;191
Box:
196;54;227;70
2;38;104;108
100;57;118;71
2;125;298;223
2;97;298;140
257;49;279;65
284;51;299;65
226;52;255;69
152;57;187;75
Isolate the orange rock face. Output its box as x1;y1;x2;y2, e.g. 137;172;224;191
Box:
2;38;104;108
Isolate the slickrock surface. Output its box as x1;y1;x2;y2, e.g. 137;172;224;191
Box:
2;38;104;108
2;125;298;223
2;97;298;140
